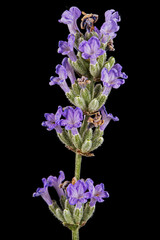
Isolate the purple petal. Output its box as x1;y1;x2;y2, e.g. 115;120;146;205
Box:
70;7;81;19
88;36;100;52
56;64;68;80
79;40;87;52
69;197;78;205
68;34;75;50
90;198;97;207
58;171;65;184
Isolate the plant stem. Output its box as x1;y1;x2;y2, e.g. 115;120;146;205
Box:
75;153;82;180
72;228;79;240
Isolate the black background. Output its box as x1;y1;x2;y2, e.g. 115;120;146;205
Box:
9;0;146;239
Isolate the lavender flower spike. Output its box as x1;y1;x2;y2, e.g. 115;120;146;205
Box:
58;34;77;62
33;178;52;206
100;105;119;131
62;57;76;84
67;180;91;208
101;64;128;95
49;64;70;93
79;36;105;65
59;6;81;35
86;178;109;207
46;171;65;198
61;106;83;135
42;106;63;133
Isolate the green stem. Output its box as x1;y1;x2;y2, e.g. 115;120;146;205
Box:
75;153;82;180
72;228;79;240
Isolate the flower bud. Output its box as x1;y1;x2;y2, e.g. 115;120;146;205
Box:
89;62;100;77
93;84;103;98
66;90;76;105
98;52;107;68
74;96;87;111
80;202;95;225
83;128;93;141
72;133;82;149
80;88;91;106
90;137;104;151
88;98;99;113
69;58;88;77
104;56;115;71
57;129;75;148
81;139;92;153
63;209;75;224
72;82;81;96
73;206;83;224
97;94;107;109
108;56;115;69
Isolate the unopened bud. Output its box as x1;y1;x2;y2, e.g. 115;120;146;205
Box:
81;139;92;153
89;62;100;77
88;98;99;112
74;96;87;111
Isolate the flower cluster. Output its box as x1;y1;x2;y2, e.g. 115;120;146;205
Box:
33;171;109;209
33;6;128;237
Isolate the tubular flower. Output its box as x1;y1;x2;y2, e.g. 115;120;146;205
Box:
86;178;109;207
49;64;70;93
58;6;81;34
99;105;119;131
33;178;52;206
79;36;105;65
41;106;63;133
45;171;65;198
66;180;91;208
101;64;128;95
60;106;83;135
58;34;77;62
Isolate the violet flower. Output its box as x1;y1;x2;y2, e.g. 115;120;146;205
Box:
94;9;121;44
62;57;76;84
58;6;81;35
100;105;119;131
86;178;109;207
66;180;91;208
101;64;128;96
45;171;65;198
33;178;52;206
41;106;63;133
60;106;83;135
58;34;77;62
79;36;105;65
49;64;70;93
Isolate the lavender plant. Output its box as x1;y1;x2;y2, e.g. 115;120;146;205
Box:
33;6;128;240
